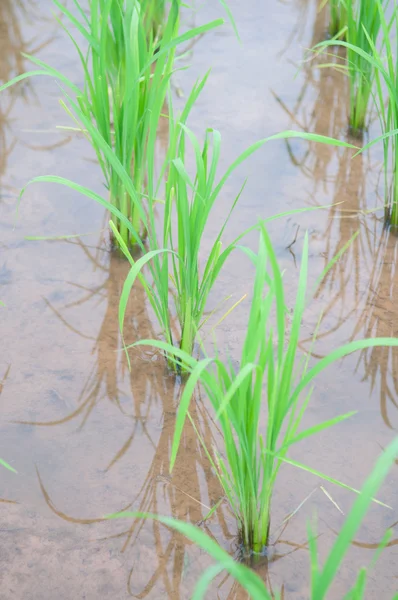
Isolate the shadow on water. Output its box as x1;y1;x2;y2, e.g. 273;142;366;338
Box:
272;0;398;433
276;0;328;59
8;235;230;597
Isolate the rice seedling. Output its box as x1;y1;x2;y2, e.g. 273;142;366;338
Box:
0;0;226;247
108;437;398;599
49;0;195;247
313;0;398;226
128;222;398;554
315;0;390;136
113;116;360;370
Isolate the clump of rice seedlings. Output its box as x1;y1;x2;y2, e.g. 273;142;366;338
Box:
48;0;187;247
315;0;390;137
108;438;398;599
0;0;225;248
314;0;398;226
130;223;398;553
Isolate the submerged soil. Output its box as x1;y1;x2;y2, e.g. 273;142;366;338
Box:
1;0;398;598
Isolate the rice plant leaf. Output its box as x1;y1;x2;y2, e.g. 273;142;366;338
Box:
119;249;174;334
170;358;214;472
192;564;225;600
212;132;358;202
291;338;398;409
214;363;257;420
52;0;98;50
270;454;391;509
0;70;57;93
278;411;357;451
18;176;136;239
353;129;398;157
128;339;197;367
140;19;225;77
0;458;17;473
313;232;359;292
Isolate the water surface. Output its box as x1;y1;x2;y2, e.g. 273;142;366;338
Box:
1;1;398;598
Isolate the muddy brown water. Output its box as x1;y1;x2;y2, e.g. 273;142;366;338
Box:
1;0;398;598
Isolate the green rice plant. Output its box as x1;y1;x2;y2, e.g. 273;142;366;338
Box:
113;114;360;369
315;0;390;136
0;0;226;247
128;223;398;553
49;0;184;247
313;0;398;226
108;438;398;599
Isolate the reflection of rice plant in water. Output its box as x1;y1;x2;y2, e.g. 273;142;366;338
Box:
315;0;390;136
0;0;55;183
130;224;398;555
350;229;398;430
33;374;226;599
109;437;398;599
